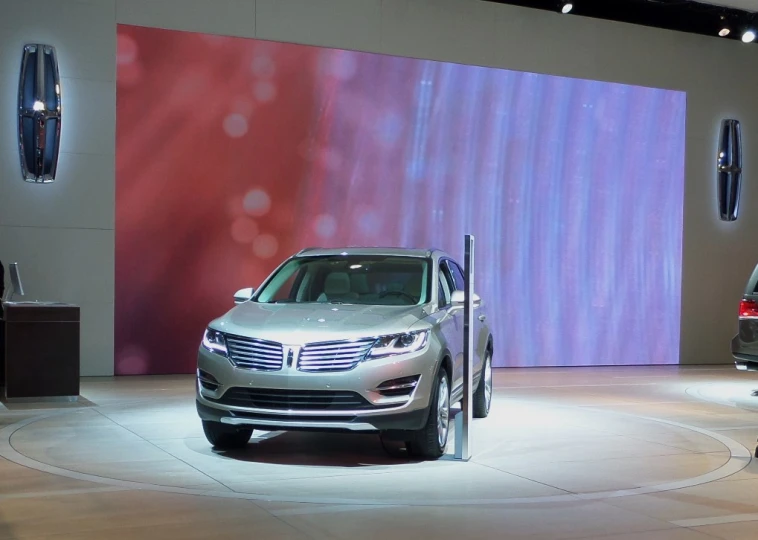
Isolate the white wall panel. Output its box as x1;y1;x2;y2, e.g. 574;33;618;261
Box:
381;0;498;65
255;0;382;51
116;0;255;38
0;0;116;376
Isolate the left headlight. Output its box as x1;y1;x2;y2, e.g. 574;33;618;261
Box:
202;328;228;356
368;330;429;359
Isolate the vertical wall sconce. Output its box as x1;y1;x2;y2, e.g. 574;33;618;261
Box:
18;44;62;183
717;119;742;222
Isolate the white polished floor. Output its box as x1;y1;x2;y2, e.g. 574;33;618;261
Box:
1;366;757;539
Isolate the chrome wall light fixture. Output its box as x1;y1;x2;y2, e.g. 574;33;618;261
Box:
18;44;62;183
717;119;742;222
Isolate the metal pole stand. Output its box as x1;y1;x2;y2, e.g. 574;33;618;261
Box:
454;234;474;461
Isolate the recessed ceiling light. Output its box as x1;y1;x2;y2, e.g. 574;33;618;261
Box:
561;1;573;14
742;29;756;43
719;27;731;37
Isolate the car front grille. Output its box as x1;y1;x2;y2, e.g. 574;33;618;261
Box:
298;339;376;372
211;388;376;411
226;335;283;371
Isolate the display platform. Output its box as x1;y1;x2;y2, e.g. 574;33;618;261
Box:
0;367;754;507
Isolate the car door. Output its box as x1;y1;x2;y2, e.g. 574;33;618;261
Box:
446;260;486;386
436;261;464;399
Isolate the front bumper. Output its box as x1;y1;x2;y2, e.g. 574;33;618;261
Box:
195;343;439;432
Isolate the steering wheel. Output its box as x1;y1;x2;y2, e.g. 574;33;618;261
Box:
379;290;417;303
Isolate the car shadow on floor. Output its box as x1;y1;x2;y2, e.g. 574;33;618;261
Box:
215;431;422;467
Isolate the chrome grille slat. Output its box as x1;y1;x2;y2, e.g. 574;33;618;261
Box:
226;334;283;371
298;339;375;372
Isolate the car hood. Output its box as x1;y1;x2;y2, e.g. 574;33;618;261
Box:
211;302;430;344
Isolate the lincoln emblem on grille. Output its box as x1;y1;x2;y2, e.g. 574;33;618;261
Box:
18;44;62;183
285;346;301;368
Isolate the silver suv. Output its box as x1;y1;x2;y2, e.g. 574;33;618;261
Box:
196;247;494;459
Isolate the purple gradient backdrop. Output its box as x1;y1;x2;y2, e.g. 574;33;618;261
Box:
116;26;685;373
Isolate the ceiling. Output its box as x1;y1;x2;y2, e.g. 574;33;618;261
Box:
486;0;758;42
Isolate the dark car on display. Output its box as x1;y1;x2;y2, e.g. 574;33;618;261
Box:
195;247;494;460
732;262;758;373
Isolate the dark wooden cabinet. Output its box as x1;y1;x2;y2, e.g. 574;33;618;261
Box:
1;302;80;400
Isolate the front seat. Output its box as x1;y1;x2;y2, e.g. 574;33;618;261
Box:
404;278;423;304
318;272;358;302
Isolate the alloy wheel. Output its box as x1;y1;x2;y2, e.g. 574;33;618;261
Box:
484;355;493;412
437;374;450;448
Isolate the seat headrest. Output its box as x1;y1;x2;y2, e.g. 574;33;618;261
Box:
324;272;351;296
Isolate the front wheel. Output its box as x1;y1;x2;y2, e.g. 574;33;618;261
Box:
473;352;493;419
202;420;253;450
407;368;450;460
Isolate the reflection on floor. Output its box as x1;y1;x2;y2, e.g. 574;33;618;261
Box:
0;366;757;539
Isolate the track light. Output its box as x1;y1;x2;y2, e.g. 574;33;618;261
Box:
742;29;756;43
719;15;731;37
559;1;573;14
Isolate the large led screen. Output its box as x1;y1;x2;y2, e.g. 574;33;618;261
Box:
116;25;686;375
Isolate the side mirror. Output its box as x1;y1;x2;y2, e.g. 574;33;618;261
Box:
233;287;255;304
450;290;481;308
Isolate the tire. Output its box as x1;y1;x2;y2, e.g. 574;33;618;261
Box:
202;420;253;450
407;368;450;460
473;352;493;419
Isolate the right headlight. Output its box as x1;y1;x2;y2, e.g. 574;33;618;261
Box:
202;328;228;357
368;330;429;359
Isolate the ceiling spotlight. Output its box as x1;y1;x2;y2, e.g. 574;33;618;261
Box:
742;29;756;43
719;14;731;37
560;1;573;14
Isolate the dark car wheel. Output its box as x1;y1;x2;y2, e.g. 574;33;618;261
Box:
473;352;493;419
202;420;253;450
407;368;450;460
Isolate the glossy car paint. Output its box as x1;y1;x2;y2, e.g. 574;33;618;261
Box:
196;247;493;432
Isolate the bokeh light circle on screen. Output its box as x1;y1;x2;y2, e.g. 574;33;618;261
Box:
117;34;138;65
251;55;276;78
231;217;260;244
253;234;279;259
115;25;685;374
313;214;338;239
223;113;249;138
243;189;271;217
253;81;277;102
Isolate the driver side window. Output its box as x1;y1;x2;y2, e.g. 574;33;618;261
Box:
438;263;452;308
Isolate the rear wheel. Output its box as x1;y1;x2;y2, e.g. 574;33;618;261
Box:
202;420;253;450
407;368;450;460
473;352;493;418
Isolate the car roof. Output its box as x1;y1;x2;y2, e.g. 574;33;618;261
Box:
294;247;451;260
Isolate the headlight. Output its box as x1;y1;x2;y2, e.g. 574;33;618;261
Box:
368;330;429;359
202;328;228;356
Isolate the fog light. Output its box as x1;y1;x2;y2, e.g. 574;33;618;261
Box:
197;369;220;391
376;375;421;397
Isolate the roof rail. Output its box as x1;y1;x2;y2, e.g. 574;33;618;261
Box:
296;247;322;255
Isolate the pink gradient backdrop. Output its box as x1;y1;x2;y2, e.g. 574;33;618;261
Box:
116;25;685;375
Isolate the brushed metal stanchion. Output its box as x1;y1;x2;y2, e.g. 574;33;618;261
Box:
454;234;474;461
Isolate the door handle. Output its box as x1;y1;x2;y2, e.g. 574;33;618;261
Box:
478;314;486;322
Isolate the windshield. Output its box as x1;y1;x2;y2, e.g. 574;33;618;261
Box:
255;255;430;306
